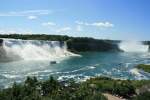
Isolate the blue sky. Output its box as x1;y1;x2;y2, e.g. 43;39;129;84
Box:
0;0;149;40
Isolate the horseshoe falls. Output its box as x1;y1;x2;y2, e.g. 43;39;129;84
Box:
119;41;149;52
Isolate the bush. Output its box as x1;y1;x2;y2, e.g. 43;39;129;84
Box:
136;64;150;73
0;76;149;100
113;81;135;98
132;92;150;100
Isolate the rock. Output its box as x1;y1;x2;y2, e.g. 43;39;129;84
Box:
0;39;3;46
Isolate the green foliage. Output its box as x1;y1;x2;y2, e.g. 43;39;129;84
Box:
41;76;60;96
132;92;150;100
86;77;150;98
112;81;135;98
0;76;149;100
0;76;107;100
136;64;150;73
67;37;120;52
0;34;70;41
130;80;150;88
73;83;106;100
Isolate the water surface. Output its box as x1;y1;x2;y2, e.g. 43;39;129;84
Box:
0;52;150;88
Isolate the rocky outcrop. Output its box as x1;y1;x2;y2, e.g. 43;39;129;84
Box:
0;39;16;62
0;39;8;62
0;39;3;46
142;41;150;52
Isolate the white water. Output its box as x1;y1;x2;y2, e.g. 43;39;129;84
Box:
1;39;74;61
119;41;149;52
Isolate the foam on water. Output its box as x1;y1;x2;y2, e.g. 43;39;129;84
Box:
57;74;91;82
2;74;20;79
88;66;96;69
129;68;148;80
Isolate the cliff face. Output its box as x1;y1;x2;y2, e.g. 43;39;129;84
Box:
0;39;19;62
66;38;121;52
143;41;150;52
0;39;8;62
0;39;3;46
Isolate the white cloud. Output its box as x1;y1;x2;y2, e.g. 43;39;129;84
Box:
0;30;6;34
75;21;114;28
76;25;82;31
27;15;37;20
56;27;72;33
0;10;52;17
42;22;56;26
0;30;17;34
75;21;84;25
0;29;34;34
92;22;114;27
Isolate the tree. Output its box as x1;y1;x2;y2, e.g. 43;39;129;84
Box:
41;76;60;96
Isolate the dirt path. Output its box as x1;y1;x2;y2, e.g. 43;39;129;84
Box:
103;93;125;100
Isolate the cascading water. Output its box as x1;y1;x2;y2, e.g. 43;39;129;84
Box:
0;39;74;62
0;39;150;88
119;41;149;52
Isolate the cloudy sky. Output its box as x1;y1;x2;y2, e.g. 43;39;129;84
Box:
0;0;149;40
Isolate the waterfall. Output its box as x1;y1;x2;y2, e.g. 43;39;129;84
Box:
0;38;74;62
119;41;149;52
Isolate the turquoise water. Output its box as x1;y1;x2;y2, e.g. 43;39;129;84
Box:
0;52;150;88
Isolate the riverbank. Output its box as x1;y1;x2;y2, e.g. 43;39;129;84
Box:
0;76;149;100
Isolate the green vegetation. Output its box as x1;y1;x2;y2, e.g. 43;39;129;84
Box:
0;34;121;52
86;77;150;98
67;37;120;52
86;78;135;98
0;34;70;41
0;76;149;100
0;76;107;100
132;92;150;100
136;64;150;73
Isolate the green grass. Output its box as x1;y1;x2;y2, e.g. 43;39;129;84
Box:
136;64;150;73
